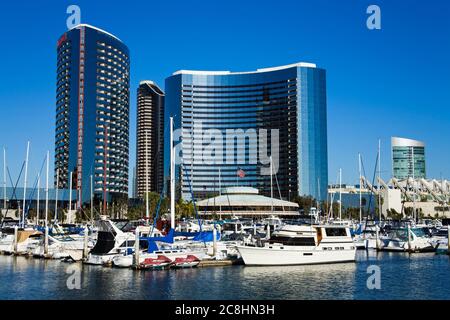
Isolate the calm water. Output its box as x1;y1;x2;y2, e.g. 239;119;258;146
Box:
1;251;450;300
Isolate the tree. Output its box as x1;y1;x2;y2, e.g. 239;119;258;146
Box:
176;199;194;218
387;208;403;220
127;193;170;221
322;201;339;218
292;195;316;214
345;207;360;220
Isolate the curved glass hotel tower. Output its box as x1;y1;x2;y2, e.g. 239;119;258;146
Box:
165;62;328;202
55;24;130;207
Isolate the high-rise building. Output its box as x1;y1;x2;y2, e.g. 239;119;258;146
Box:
135;81;165;198
392;137;426;180
55;24;130;207
165;62;328;201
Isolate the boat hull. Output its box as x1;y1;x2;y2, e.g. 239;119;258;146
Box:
237;246;356;266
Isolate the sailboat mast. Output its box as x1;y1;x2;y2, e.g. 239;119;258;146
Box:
339;168;342;220
219;168;222;219
90;174;93;224
170;117;175;229
37;174;40;224
145;132;150;222
55;168;59;223
270;155;273;213
45;151;49;228
378;139;382;222
359;153;362;223
412;146;416;222
3;147;6;211
68;171;72;218
22;141;30;228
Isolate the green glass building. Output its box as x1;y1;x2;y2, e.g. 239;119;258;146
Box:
391;137;426;180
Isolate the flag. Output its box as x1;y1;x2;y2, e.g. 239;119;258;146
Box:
237;168;245;178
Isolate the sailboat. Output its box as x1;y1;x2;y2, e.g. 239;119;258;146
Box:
113;117;207;268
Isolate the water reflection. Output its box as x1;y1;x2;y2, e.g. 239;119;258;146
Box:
1;251;450;300
239;263;358;299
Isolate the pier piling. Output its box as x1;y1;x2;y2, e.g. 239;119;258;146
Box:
44;226;49;255
13;226;18;254
407;224;412;253
83;226;89;260
212;228;217;257
447;226;450;254
375;226;380;251
133;227;140;267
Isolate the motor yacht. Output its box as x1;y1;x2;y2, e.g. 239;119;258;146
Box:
84;218;138;265
237;224;356;266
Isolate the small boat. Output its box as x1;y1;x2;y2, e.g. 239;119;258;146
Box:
171;255;201;268
138;255;172;270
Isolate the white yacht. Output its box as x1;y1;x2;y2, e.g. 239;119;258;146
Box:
237;224;356;266
379;227;435;252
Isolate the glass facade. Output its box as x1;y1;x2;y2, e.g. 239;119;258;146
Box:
165;63;328;201
55;24;130;207
392;137;426;180
136;81;165;198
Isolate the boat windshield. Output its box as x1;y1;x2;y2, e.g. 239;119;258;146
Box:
114;221;130;231
412;228;428;238
222;224;241;231
389;229;408;241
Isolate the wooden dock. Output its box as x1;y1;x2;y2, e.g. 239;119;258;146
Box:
197;259;242;268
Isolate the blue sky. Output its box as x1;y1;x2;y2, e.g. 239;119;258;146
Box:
0;0;449;192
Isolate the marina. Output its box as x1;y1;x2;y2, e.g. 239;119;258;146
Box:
1;251;450;300
0;0;449;306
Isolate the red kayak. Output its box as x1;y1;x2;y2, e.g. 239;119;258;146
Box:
139;255;172;270
171;255;200;268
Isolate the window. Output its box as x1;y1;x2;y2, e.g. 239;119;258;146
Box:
325;228;347;237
